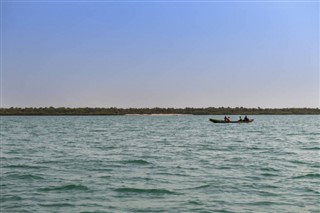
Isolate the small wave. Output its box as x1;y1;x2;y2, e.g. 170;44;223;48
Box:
90;129;106;132
246;176;262;181
260;184;279;189
6;174;44;180
39;184;89;192
99;175;112;179
39;203;74;207
257;190;280;197
0;195;22;202
4;164;47;169
122;160;152;165
187;200;203;205
194;184;211;189
260;167;279;172
303;187;320;194
289;160;310;165
80;210;112;213
247;201;278;206
186;184;211;190
216;166;232;170
248;147;265;150
96;146;117;150
311;164;320;168
292;173;320;179
114;187;177;194
261;173;279;177
88;168;113;172
301;147;320;150
155;172;188;177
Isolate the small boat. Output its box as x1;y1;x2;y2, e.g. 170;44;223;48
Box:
209;118;254;123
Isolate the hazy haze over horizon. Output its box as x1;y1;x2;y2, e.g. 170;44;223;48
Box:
2;1;319;108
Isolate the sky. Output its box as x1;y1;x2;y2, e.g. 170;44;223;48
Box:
1;0;319;108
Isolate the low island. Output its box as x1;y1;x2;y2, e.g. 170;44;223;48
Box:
0;107;319;116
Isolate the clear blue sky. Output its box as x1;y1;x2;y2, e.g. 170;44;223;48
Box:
2;0;319;108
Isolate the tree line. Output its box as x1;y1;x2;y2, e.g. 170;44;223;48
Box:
0;107;319;115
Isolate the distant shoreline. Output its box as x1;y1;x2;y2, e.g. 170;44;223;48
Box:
1;107;319;115
125;114;192;116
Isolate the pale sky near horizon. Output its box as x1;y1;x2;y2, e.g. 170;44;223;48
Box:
1;0;319;108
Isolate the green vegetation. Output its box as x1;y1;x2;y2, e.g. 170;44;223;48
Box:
0;107;319;115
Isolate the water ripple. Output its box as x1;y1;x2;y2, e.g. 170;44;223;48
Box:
114;187;178;195
1;115;319;213
38;184;89;192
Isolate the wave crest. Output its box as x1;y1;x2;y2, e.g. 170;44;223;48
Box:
114;187;177;194
39;184;89;192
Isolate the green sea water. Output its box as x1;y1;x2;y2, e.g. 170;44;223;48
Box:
1;115;319;212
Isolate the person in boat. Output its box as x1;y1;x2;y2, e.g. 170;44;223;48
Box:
224;116;231;122
244;115;249;121
239;116;243;121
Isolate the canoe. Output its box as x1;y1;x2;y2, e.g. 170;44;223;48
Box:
209;118;254;123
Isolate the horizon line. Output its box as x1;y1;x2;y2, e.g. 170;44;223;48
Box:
1;106;319;109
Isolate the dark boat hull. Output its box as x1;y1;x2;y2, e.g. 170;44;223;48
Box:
209;119;254;123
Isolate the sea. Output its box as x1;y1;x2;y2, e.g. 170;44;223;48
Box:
1;115;319;213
